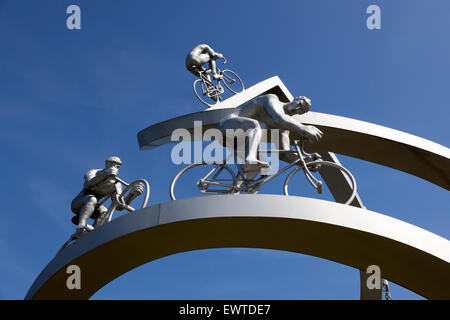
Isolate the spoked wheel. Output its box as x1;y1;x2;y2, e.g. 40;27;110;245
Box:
283;161;357;205
57;180;150;255
193;79;222;108
221;69;244;94
96;179;150;227
170;163;237;200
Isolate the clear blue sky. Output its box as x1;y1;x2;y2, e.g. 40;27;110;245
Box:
0;0;449;300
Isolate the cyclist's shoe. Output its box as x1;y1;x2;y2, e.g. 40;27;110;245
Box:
279;152;300;164
75;226;90;236
209;93;223;102
241;160;270;171
240;161;271;179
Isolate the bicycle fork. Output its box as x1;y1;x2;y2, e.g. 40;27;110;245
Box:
294;140;323;194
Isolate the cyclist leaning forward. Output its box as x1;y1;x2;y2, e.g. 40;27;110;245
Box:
186;44;224;83
216;94;323;177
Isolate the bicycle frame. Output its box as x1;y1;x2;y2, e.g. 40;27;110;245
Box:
197;66;239;98
198;140;321;194
199;164;238;193
198;69;224;100
192;58;244;108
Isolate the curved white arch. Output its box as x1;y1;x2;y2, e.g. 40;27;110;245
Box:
25;195;450;300
137;77;450;190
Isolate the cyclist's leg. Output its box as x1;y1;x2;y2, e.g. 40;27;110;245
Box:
191;65;220;102
194;53;211;65
70;194;84;225
187;54;207;78
209;59;221;80
72;194;97;233
187;53;210;72
217;116;270;170
93;205;108;228
276;130;297;163
190;53;221;82
187;64;203;77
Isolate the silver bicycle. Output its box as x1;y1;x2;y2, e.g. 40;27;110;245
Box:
57;178;150;254
193;57;244;107
170;140;357;205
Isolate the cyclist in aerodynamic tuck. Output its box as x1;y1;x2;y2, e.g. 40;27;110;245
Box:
217;94;323;176
186;44;224;81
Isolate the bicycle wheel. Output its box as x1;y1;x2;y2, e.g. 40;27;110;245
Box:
193;79;221;108
221;69;244;94
96;179;150;227
170;163;237;200
283;161;357;205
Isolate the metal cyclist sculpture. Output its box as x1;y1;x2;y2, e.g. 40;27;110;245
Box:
171;88;358;205
58;156;150;253
170;138;358;204
186;44;244;107
30;45;439;301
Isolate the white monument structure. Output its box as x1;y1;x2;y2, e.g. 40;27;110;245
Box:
26;46;450;300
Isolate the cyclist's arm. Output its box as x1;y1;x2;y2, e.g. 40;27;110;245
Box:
263;95;322;143
200;44;222;59
280;130;291;151
263;95;309;132
112;181;125;210
83;168;118;190
278;130;302;163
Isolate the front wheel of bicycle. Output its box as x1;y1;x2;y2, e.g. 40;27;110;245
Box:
193;79;221;108
221;69;244;94
170;163;238;200
283;161;357;205
96;179;150;227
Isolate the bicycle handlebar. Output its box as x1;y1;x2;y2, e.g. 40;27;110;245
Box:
114;176;129;186
213;55;226;64
115;196;135;212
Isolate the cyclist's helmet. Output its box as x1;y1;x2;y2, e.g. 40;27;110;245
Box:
105;156;122;167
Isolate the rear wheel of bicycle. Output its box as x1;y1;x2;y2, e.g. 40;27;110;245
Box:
170;163;238;200
193;79;221;108
221;69;244;94
283;161;357;205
